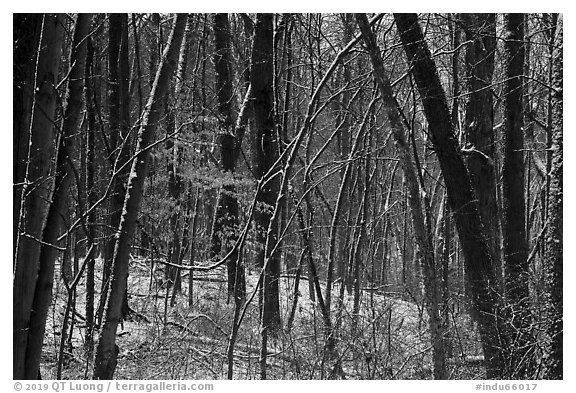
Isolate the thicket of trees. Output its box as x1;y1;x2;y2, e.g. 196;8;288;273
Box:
13;13;562;380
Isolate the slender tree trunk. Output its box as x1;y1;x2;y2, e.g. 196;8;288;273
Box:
165;16;191;300
438;194;454;359
326;13;354;314
93;14;187;379
99;13;132;325
84;35;97;358
278;14;293;272
394;13;503;378
544;14;562;380
101;13;122;301
188;187;200;308
13;14;64;380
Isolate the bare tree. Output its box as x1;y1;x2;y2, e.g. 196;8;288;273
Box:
211;13;246;300
251;13;281;336
462;14;500;277
13;14;64;380
98;13;133;325
394;13;504;378
544;14;562;380
93;14;187;379
500;13;532;378
26;14;93;379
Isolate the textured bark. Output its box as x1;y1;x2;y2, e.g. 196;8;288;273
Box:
13;14;64;380
326;13;354;314
211;13;246;299
251;13;281;333
13;14;41;252
99;13;132;324
356;13;447;379
165;16;191;299
501;13;532;378
93;14;187;379
24;14;92;380
502;13;529;309
84;36;97;357
544;14;562;380
462;14;500;277
394;13;503;378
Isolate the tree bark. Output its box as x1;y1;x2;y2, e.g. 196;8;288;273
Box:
84;35;97;357
24;14;92;379
13;13;41;253
93;14;187;379
99;13;132;325
211;13;246;300
462;14;501;280
501;13;532;378
251;13;281;333
164;16;192;300
326;13;354;315
394;13;503;378
13;14;64;380
544;14;562;380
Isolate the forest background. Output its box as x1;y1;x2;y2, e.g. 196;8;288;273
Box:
5;0;575;388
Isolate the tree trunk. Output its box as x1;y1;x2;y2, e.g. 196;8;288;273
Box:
99;13;132;325
462;14;501;281
165;16;191;300
13;13;41;252
211;13;246;300
251;13;281;334
93;14;187;379
326;13;354;315
13;14;64;380
544;14;562;380
84;35;97;358
394;13;503;378
24;14;92;379
501;13;532;378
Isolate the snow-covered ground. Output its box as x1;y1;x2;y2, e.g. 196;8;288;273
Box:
42;255;483;379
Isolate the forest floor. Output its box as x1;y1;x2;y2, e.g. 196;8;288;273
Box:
41;255;486;380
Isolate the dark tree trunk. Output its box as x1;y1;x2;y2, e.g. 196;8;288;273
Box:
211;13;246;300
251;13;281;334
99;13;132;325
118;14;132;319
24;14;93;380
93;14;187;380
501;13;532;378
165;16;191;300
13;14;64;380
544;14;562;380
84;35;97;357
13;13;41;253
326;13;354;315
462;14;501;279
394;13;504;378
